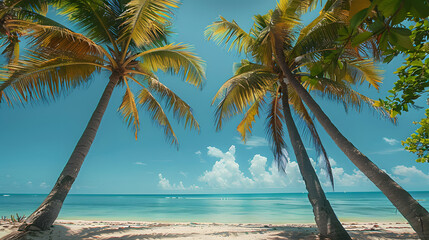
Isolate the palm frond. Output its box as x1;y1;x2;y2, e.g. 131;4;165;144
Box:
249;13;275;66
266;90;287;171
277;0;319;17
118;0;179;51
54;0;120;50
297;10;339;43
344;59;382;90
213;70;275;130
233;59;267;75
14;0;50;15
0;50;103;104
205;16;254;54
237;96;264;142
137;88;178;146
146;77;199;131
119;78;140;139
303;74;389;119
292;21;344;60
1;36;19;64
8;20;108;59
132;43;205;88
13;9;66;27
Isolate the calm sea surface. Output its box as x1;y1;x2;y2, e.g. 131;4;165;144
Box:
1;192;428;223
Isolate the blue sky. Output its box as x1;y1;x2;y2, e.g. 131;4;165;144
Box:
1;0;428;194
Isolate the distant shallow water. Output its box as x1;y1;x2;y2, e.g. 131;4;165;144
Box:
1;192;428;224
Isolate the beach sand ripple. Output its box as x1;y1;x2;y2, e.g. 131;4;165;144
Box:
0;220;418;239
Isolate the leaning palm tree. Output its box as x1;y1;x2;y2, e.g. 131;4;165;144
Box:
270;0;429;239
0;0;204;233
206;1;363;238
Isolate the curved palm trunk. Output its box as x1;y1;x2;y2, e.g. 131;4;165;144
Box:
18;73;120;232
274;42;429;239
280;81;350;239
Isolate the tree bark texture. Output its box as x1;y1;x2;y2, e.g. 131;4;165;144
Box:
16;74;120;233
280;81;351;240
273;39;429;240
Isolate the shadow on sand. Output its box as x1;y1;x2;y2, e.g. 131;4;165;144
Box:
1;222;419;239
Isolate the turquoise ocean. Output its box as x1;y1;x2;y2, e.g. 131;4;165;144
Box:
1;192;429;223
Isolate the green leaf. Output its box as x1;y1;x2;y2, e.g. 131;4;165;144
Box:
377;0;401;17
310;64;323;76
410;0;429;18
350;8;369;30
392;27;411;36
391;8;407;25
391;28;413;50
368;19;385;33
351;31;372;46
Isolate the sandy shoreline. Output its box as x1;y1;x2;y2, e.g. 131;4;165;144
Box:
0;219;418;239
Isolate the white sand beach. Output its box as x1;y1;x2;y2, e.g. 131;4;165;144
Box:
0;220;418;239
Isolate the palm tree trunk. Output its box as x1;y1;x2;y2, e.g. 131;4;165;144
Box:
273;41;429;239
18;73;120;232
280;81;350;239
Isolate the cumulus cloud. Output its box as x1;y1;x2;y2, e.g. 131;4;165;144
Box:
199;145;304;189
249;154;290;188
158;145;429;192
158;173;199;190
195;150;202;155
383;137;399;145
199;146;254;188
134;162;146;166
392;165;429;184
318;157;372;189
234;136;268;149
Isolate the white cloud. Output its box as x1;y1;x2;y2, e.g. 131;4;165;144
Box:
392;165;429;184
328;157;337;167
27;181;32;185
383;137;399;145
158;173;199;190
195;150;202;155
320;166;371;189
135;162;146;166
179;171;187;177
200;145;254;188
316;156;372;189
199;145;305;189
249;154;289;188
370;148;404;155
40;182;48;189
234;136;268;148
158;145;429;192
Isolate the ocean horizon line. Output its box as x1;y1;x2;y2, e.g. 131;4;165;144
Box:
2;190;429;196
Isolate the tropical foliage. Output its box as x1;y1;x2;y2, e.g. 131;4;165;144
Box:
0;0;204;142
343;0;429;164
207;0;429;238
206;2;384;177
403;109;429;163
206;1;391;238
0;0;62;63
0;0;205;232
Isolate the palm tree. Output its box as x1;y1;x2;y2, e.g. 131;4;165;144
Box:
0;0;205;233
206;2;369;238
270;1;429;239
